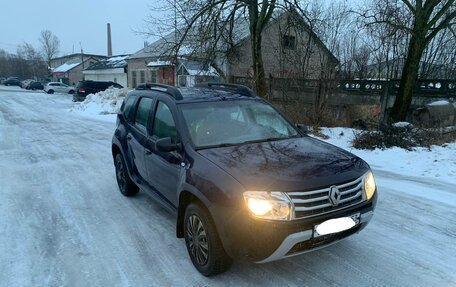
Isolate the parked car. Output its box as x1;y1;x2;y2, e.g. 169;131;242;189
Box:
111;83;377;276
3;78;22;86
73;80;123;102
0;77;5;84
27;81;44;90
20;79;34;89
44;82;75;94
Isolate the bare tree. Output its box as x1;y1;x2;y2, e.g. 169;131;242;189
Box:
39;30;60;69
145;0;279;96
359;0;456;121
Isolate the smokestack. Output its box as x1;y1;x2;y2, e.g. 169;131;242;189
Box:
107;23;112;57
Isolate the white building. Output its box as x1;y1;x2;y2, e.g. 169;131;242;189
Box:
83;55;129;87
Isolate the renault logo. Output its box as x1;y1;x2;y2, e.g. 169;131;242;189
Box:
329;186;341;206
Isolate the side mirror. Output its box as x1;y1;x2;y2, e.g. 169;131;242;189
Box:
156;137;179;152
296;124;309;134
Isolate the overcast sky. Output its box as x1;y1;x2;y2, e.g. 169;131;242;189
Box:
0;0;161;57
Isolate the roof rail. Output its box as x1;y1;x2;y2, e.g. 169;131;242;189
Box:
195;82;255;97
136;83;183;100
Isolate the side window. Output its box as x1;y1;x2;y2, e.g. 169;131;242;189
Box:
122;96;136;121
152;102;177;140
134;97;153;134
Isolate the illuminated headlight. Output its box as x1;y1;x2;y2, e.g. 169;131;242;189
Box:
363;171;376;200
243;191;291;220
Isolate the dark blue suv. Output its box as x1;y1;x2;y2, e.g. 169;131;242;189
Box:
112;83;377;276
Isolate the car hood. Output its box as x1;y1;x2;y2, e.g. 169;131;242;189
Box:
197;136;369;191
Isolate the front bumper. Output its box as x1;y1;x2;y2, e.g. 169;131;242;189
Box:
217;194;377;262
256;210;373;263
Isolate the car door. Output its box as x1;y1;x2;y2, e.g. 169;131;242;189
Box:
127;96;154;183
144;99;183;207
54;83;63;93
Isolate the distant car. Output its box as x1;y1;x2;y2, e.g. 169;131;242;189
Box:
44;82;75;94
73;80;123;102
20;79;34;89
3;78;22;86
0;77;5;84
27;81;44;90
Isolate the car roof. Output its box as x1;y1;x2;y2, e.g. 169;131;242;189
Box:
133;83;258;103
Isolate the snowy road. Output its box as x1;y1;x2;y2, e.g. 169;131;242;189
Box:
0;89;455;287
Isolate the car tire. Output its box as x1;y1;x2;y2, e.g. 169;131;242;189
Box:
114;153;139;197
69;90;74;94
184;203;232;276
47;89;54;94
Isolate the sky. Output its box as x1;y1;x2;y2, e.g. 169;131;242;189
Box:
0;0;163;57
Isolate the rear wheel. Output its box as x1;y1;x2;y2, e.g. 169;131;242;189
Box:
47;89;54;94
184;203;232;276
114;153;139;196
69;90;74;94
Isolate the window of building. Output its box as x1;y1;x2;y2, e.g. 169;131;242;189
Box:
140;70;146;84
132;71;137;88
282;35;296;50
150;70;157;83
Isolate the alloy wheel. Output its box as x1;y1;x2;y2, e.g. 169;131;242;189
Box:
186;215;209;265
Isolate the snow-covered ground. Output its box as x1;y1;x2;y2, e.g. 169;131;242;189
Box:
0;89;455;286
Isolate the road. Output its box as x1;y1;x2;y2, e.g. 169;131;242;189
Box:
0;87;455;287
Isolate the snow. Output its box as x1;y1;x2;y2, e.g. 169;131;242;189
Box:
107;55;128;63
427;100;451;106
70;87;130;121
1;89;456;286
53;62;81;73
316;127;456;187
392;121;413;128
147;60;172;67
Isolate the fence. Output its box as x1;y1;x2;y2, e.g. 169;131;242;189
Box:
230;77;456;126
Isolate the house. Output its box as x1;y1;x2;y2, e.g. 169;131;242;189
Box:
227;11;339;80
126;10;338;88
52;57;102;85
83;55;129;87
51;53;106;85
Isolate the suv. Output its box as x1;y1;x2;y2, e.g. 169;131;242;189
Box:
111;83;377;276
73;80;123;102
44;82;75;94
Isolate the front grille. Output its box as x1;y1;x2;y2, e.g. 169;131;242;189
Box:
287;176;365;219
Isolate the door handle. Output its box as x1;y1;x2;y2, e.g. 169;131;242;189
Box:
145;148;152;155
126;135;132;140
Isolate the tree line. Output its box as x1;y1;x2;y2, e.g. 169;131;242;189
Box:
0;30;60;80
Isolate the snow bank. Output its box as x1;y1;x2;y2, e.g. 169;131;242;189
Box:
70;87;130;121
315;127;456;186
427;100;450;106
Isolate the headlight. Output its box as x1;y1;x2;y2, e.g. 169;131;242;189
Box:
364;171;376;200
243;191;291;220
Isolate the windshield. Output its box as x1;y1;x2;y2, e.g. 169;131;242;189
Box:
180;100;299;148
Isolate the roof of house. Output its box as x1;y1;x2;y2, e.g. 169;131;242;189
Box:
85;55;129;71
178;60;218;76
52;58;82;73
51;53;107;61
128;10;338;64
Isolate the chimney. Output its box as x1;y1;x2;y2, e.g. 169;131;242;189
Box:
107;23;113;56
